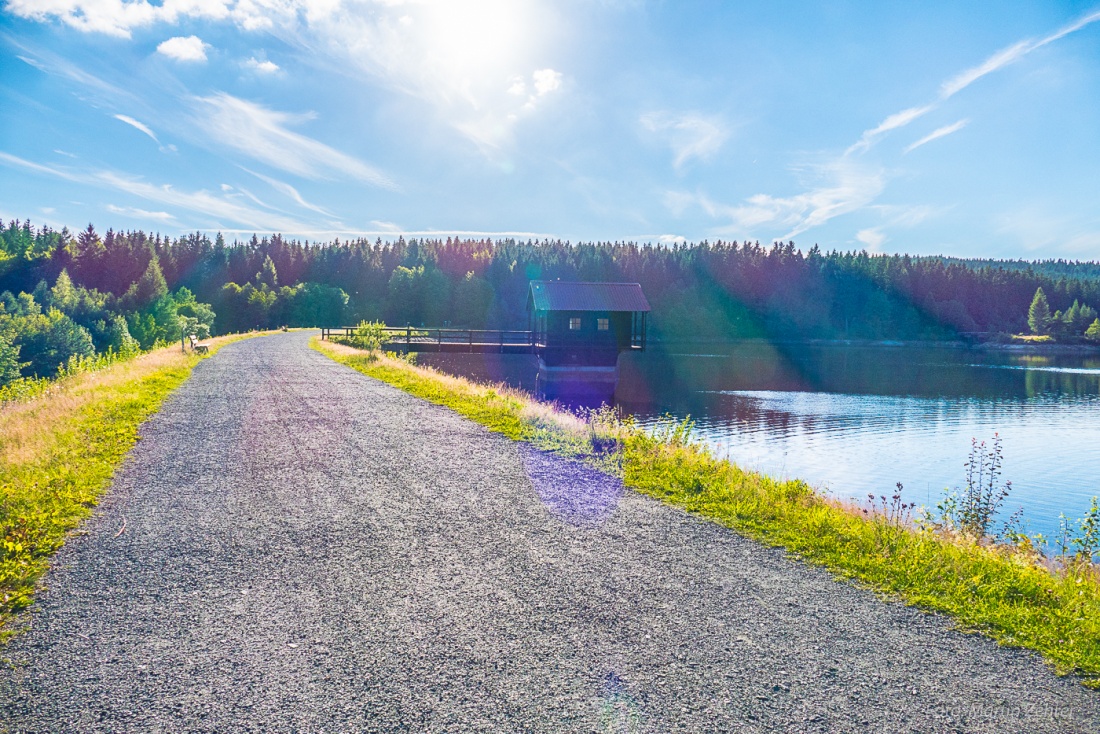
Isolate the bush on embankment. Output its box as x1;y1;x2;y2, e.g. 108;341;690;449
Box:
313;337;1100;688
0;333;266;639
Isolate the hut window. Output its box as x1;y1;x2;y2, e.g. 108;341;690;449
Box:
569;317;582;330
597;318;609;331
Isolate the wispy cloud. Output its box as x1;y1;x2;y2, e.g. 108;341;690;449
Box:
852;9;1100;153
114;114;159;144
240;167;333;216
855;228;886;251
904;119;969;154
939;41;1031;99
8;2;565;153
12;43;137;103
157;35;209;63
682;159;886;240
192;93;396;189
107;204;177;223
264;1;564;152
641;111;730;170
847;105;935;155
0;151;312;232
698;10;1100;242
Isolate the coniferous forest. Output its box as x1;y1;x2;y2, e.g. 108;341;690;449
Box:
2;218;1100;386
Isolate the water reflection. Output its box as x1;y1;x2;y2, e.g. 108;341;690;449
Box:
419;344;1100;544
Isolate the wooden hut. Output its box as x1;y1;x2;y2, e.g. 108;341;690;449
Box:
527;281;649;397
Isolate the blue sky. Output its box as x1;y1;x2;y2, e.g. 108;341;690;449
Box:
1;1;1098;258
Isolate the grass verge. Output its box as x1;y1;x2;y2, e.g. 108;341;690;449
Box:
313;337;1100;688
0;332;270;639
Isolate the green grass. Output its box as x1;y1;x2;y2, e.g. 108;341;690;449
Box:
314;337;1100;688
0;332;267;639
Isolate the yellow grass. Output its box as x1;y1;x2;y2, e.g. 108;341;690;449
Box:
0;331;274;636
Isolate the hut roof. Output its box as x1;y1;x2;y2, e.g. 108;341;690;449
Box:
528;281;650;312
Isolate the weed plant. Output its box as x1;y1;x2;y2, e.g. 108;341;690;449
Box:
331;321;388;351
314;336;1100;687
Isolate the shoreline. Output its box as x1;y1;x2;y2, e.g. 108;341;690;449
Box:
646;337;1100;354
313;335;1100;689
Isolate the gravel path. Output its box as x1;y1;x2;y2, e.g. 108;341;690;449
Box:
1;331;1097;732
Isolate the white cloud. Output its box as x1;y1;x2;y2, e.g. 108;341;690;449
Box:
939;41;1032;100
641;112;730;169
244;56;280;74
629;234;687;245
851;9;1100;153
107;204;177;222
369;220;403;233
847;105;935;155
157;35;209;62
192;93;396;188
532;68;561;96
265;1;562;152
5;0;231;38
676;159;886;240
240;167;333;216
15;45;137;103
856;227;886;251
114;114;160;143
0;151;312;232
9;1;565;154
903;119;969;154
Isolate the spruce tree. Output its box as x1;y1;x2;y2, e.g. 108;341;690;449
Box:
1028;287;1052;335
1086;318;1100;342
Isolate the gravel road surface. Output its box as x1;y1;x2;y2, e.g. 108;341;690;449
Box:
1;332;1097;732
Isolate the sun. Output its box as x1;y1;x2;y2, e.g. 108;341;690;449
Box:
418;0;534;84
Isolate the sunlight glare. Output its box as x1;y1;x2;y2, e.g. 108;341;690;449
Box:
419;0;532;83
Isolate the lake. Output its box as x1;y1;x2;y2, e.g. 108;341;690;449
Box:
416;343;1100;546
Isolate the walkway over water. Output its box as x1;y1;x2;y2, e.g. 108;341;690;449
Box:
321;325;538;353
1;332;1096;731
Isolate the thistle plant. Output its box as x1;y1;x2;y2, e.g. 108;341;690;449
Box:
1072;497;1100;563
949;434;1013;540
863;482;916;529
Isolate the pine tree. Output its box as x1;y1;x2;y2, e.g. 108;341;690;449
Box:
1086;318;1100;342
124;258;169;310
257;255;278;288
0;332;23;385
1028;287;1052;335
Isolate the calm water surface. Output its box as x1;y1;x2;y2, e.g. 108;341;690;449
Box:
420;344;1100;544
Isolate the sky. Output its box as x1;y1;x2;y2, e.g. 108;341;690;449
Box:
1;1;1099;259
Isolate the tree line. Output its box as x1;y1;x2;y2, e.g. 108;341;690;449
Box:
3;218;1100;384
